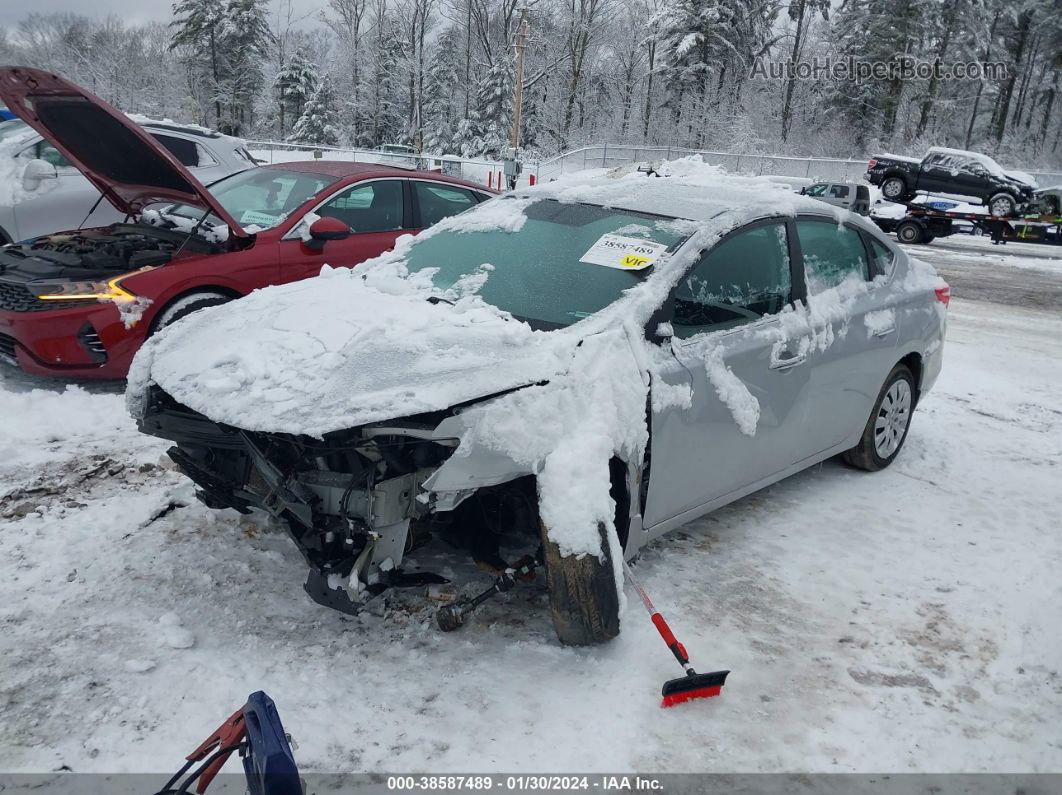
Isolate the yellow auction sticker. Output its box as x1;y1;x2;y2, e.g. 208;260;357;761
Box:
579;234;666;270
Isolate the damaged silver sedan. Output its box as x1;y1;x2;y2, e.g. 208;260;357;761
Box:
128;170;948;645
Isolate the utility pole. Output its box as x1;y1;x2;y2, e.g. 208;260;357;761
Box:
510;6;531;151
505;6;531;189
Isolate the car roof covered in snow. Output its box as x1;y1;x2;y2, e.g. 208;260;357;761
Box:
515;158;839;224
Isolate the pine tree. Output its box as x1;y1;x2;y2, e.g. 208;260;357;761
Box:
422;31;463;152
274;47;319;137
170;0;226;125
289;74;341;145
217;0;275;134
452;61;513;157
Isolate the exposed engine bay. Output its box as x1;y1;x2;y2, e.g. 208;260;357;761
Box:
141;389;542;613
0;223;217;281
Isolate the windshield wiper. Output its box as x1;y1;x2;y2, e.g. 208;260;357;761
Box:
426;296;455;306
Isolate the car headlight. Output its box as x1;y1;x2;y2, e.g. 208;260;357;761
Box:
35;268;153;303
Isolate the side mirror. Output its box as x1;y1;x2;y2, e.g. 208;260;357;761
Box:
644;295;675;345
306;216;352;250
799;187;807;195
22;158;58;190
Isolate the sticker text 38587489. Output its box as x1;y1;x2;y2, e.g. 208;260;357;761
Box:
579;234;668;271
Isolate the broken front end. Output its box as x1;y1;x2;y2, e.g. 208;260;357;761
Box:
135;386;541;614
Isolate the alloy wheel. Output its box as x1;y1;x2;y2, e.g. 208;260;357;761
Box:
874;379;912;458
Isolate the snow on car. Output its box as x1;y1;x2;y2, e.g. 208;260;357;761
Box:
127;157;949;646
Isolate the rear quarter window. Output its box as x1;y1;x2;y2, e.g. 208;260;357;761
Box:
867;235;897;278
150;133;217;168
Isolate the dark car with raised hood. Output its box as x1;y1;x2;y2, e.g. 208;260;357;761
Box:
0;67;493;379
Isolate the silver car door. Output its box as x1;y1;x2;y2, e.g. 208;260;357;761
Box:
642;220;815;529
11;138;121;239
791;217;901;452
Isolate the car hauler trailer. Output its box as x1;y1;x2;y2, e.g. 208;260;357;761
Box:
889;202;1062;246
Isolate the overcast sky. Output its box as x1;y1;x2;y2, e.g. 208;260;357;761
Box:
0;0;326;30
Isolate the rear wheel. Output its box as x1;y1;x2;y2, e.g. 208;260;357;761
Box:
540;519;620;646
842;363;916;472
896;220;926;245
881;176;908;201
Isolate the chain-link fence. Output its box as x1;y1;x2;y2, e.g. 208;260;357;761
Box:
244;140;509;189
534;145;1062;187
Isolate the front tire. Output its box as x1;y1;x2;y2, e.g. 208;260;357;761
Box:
842;363;916;472
540;520;620;646
988;192;1017;217
150;291;233;334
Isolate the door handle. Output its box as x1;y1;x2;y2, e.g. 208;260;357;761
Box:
769;349;807;371
871;325;896;338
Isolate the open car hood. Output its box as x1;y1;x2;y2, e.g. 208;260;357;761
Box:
131;268;580;437
0;66;247;240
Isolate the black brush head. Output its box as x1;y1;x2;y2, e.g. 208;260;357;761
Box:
661;670;729;708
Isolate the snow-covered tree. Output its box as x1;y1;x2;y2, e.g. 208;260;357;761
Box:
274;47;318;137
170;0;226;125
289;74;341;145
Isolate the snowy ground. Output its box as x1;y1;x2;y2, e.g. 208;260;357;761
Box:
2;291;1060;775
899;234;1062;311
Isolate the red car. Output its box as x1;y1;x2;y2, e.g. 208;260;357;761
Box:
0;67;493;379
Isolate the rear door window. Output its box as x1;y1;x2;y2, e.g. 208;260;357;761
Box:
414;181;478;227
796;219;870;293
673;222;792;338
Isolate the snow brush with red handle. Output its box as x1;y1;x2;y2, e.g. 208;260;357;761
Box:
622;559;730;708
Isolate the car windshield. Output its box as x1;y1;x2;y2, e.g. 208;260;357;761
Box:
404;198;689;329
157;167;338;231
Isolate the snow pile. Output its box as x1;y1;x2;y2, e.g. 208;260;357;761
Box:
0;385;150;484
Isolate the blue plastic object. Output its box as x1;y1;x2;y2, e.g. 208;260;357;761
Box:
241;691;302;795
0;108;15;121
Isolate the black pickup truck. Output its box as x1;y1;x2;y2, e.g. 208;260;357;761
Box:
865;147;1036;217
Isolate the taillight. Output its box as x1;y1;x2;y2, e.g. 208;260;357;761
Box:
935;284;951;306
868;158;877;169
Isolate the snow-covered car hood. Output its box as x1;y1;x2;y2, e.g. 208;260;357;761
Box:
129;265;582;437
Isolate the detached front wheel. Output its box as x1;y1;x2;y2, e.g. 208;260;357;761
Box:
540;520;620;646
